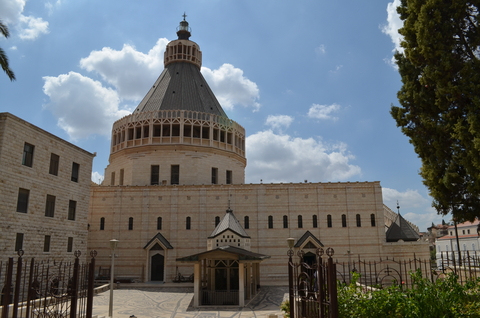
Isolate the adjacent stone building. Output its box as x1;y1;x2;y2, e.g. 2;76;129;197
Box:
0;113;95;262
87;18;429;284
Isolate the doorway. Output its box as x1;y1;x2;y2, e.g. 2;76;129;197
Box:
151;254;164;281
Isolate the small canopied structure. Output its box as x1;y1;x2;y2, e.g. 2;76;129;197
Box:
176;207;270;307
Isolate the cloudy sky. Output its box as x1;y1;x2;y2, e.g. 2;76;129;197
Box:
0;0;446;231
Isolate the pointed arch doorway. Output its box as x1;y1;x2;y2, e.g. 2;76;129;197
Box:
151;252;165;281
144;232;173;282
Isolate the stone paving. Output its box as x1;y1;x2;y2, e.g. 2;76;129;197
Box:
92;285;288;318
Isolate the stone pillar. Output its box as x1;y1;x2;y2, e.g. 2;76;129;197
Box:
239;263;245;307
194;263;200;307
246;263;251;299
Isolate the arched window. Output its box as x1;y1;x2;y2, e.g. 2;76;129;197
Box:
268;215;273;229
283;215;288;228
341;214;347;228
313;215;318;228
244;216;249;229
157;217;162;230
356;214;361;227
370;214;376;227
298;215;303;228
128;217;133;230
186;216;191;230
215;216;220;227
327;215;332;228
100;217;105;230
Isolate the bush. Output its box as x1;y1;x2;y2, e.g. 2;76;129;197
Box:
337;270;480;318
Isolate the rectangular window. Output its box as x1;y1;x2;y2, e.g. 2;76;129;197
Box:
68;200;76;220
211;167;218;184
151;165;160;185
44;235;51;252
226;170;232;184
119;169;124;185
49;153;60;175
67;237;73;252
110;172;115;185
71;162;80;182
16;188;30;213
45;194;56;217
15;233;24;251
171;165;179;185
22;143;34;167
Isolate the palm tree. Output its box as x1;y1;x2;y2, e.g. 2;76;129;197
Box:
0;20;15;81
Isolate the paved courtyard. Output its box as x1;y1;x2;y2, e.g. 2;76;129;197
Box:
92;285;288;318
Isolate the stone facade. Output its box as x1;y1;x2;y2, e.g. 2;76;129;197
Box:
0;113;95;262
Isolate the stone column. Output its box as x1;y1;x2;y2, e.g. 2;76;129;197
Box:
238;263;245;307
193;263;200;307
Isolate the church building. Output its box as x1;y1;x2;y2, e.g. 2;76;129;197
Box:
86;17;429;285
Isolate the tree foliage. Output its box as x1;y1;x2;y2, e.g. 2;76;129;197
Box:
0;20;15;81
391;0;480;221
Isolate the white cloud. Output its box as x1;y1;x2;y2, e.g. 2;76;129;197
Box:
307;103;341;121
382;187;430;210
0;0;49;40
315;44;326;55
245;130;360;183
92;171;104;184
265;115;293;132
43;72;130;140
202;63;260;111
79;38;167;100
382;0;403;67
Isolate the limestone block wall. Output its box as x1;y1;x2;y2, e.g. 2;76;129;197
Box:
0;113;95;263
87;181;421;284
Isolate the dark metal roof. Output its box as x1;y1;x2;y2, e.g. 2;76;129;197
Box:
294;230;324;248
143;232;174;249
133;62;228;117
386;213;420;242
209;209;250;238
176;245;270;262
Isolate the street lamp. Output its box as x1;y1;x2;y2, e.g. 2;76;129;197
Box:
109;239;119;317
287;238;295;250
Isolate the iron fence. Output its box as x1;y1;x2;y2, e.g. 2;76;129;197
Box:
0;250;97;318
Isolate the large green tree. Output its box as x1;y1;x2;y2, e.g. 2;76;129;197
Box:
391;0;480;221
0;20;15;81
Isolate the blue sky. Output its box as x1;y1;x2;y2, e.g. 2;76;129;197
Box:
0;0;446;231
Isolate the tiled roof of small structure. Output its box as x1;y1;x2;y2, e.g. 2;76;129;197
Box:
209;208;250;238
143;232;173;249
294;230;324;248
176;245;270;262
386;213;420;242
133;61;228;117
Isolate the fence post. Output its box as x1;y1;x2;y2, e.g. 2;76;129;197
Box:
317;248;325;318
86;251;97;318
1;257;14;318
12;250;24;318
25;257;35;318
288;248;295;318
69;250;81;318
326;248;338;318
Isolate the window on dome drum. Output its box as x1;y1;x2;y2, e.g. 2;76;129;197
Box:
184;125;192;137
220;131;225;142
135;126;141;139
186;216;191;230
268;216;273;229
17;188;30;213
172;124;180;136
111;172;115;185
244;216;249;229
128;217;133;230
213;129;219;141
171;165;179;185
226;170;232;184
49;153;59;176
67;237;73;252
22;142;34;167
119;169;124;185
15;233;24;252
193;126;201;138
157;217;162;230
100;217;105;230
370;214;376;227
153;125;161;137
202;127;209;139
215;216;220;227
43;235;51;252
151;165;160;185
283;215;288;228
298;215;303;228
68;200;76;220
143;125;149;138
45;194;56;217
128;128;134;140
313;215;318;228
71;162;79;182
327;215;332;228
342;214;347;228
211;168;218;184
356;214;361;227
